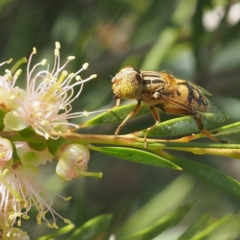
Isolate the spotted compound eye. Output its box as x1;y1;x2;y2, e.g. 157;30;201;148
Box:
120;71;143;99
112;67;143;99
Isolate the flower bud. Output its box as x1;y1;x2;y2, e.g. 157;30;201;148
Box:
56;144;90;180
0;137;13;168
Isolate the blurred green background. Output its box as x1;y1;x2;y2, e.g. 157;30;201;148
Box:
1;0;240;239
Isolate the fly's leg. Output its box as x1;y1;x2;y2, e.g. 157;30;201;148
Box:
109;98;120;111
143;106;160;147
194;115;225;143
115;100;141;136
115;98;121;108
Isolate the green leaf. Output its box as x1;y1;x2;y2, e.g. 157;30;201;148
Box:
164;153;240;198
214;121;240;137
178;214;214;240
38;224;75;240
146;116;224;138
67;214;112;240
91;146;180;170
116;175;194;237
80;103;149;127
121;203;192;240
141;28;179;69
189;214;232;240
208;213;240;239
81;103;226;139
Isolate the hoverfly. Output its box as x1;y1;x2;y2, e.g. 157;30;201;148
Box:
111;66;225;146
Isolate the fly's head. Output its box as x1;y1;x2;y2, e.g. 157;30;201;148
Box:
112;67;143;100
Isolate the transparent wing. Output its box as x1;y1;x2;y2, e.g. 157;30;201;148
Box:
187;81;212;96
198;98;225;123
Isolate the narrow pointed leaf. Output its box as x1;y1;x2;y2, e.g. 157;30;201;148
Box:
178;214;213;240
145;116;225;138
213;121;240;136
121;203;192;240
165;153;240;197
189;214;232;240
80;103;149;127
67;214;112;240
39;224;75;240
91;146;180;170
208;213;240;239
116;175;194;237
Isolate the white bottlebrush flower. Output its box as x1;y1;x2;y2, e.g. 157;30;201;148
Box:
0;164;71;237
0;42;102;238
2;227;30;240
3;42;101;139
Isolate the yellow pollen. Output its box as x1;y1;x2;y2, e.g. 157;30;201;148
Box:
7;58;13;64
41;59;47;65
90;74;97;79
75;76;81;81
67;56;75;60
64;196;72;201
47;223;54;228
68;73;74;78
82;62;89;69
23;214;30;219
64;218;72;224
55;41;61;49
33;47;37;54
53;223;59;229
17;219;21;226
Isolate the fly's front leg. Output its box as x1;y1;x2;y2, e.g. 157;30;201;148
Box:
115;100;141;136
109;97;120;111
194;115;224;143
114;98;121;108
144;106;160;147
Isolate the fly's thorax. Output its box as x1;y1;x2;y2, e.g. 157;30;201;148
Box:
112;67;143;99
141;71;169;94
